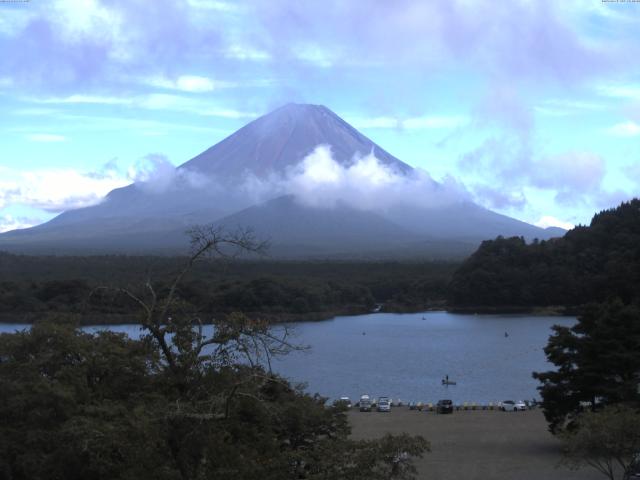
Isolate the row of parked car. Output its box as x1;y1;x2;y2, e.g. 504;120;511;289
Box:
337;396;537;413
337;396;454;413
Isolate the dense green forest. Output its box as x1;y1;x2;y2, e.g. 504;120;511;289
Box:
0;231;430;479
0;254;457;324
0;229;430;479
449;199;640;308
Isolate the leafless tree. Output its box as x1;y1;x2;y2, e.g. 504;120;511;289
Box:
95;225;305;403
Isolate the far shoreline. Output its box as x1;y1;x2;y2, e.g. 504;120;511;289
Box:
0;304;579;327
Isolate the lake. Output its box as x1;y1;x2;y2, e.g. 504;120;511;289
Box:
0;311;573;404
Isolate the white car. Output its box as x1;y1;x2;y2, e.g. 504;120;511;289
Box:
377;397;391;412
501;400;527;411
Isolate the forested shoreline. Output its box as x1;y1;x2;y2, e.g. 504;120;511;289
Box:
3;199;640;325
0;255;456;324
449;199;640;309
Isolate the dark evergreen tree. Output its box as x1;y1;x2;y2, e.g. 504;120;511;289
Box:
533;300;640;433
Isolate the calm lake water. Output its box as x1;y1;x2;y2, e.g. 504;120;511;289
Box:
0;311;573;404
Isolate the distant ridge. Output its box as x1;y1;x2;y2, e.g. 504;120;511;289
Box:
0;103;564;257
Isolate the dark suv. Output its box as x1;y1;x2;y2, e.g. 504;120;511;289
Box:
436;399;454;414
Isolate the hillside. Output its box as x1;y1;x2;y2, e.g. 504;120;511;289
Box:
448;199;640;307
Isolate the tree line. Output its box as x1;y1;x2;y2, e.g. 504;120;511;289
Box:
0;227;429;480
448;199;640;308
0;255;456;323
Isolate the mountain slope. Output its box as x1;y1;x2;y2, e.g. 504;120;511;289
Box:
383;202;556;241
0;103;562;257
182;103;412;178
212;195;422;257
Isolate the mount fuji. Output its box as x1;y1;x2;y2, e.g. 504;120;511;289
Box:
0;103;562;257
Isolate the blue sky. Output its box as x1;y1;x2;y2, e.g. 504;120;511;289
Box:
1;0;639;232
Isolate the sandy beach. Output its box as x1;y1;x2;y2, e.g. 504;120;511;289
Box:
348;408;601;480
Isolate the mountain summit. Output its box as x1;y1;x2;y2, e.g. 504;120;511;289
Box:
182;103;412;179
0;104;562;257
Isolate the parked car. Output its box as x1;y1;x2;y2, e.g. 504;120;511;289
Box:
408;401;417;410
377;397;391;412
501;400;527;411
359;394;372;412
514;400;527;411
436;399;454;414
337;396;352;408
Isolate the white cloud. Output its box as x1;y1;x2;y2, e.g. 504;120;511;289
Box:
597;84;640;100
127;154;208;193
146;75;230;93
26;134;67;142
36;94;132;105
0;214;42;233
26;112;224;135
171;76;217;92
607;121;640;137
225;44;271;61
348;117;399;129
186;0;241;12
199;109;258;119
13;108;59;116
403;116;467;129
544;99;605;110
30;93;257;118
534;99;606;117
240;145;470;211
348;115;467;130
51;0;131;62
533;106;571;117
535;215;574;230
0;167;131;213
294;44;335;68
53;0;122;38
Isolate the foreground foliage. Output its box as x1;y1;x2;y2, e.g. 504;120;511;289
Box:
0;227;429;479
533;300;640;433
561;405;640;480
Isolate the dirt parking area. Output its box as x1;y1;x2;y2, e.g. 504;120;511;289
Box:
348;408;601;480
